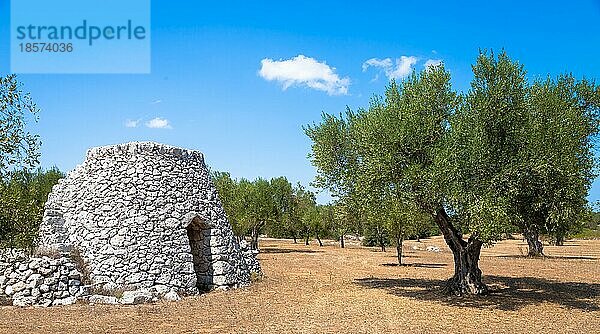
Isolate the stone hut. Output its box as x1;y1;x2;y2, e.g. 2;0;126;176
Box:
36;142;259;296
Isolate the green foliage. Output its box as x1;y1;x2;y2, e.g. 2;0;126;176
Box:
0;75;41;174
305;65;456;246
288;183;316;241
304;111;357;200
211;171;244;235
0;167;64;249
361;221;390;248
306;50;599;250
586;208;600;230
440;52;599;244
573;228;600;239
575;207;600;239
211;171;347;246
331;197;363;241
211;172;313;243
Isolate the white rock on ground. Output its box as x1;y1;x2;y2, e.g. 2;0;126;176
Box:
120;290;154;305
163;290;181;302
426;246;441;253
88;294;119;305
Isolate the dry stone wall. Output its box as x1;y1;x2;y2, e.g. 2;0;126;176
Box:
0;142;260;307
0;250;84;307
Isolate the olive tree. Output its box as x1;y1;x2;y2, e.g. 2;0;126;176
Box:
0;167;63;249
444;55;599;258
0;75;40;175
0;75;44;250
306;67;469;289
212;171;247;240
517;75;599;251
306;51;599;295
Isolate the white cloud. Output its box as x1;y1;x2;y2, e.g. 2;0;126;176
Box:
424;59;443;69
362;56;418;80
259;55;350;95
362;58;393;71
145;117;172;129
150;99;162;105
125;119;140;128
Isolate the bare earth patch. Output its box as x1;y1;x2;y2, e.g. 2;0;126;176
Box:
0;237;598;333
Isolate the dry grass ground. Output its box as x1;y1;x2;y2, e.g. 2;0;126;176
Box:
0;236;598;333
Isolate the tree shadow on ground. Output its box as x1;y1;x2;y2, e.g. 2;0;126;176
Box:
260;248;324;254
382;254;418;259
355;275;600;311
494;255;597;260
381;263;447;269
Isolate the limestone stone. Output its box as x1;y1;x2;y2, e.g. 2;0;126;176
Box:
120;290;153;305
11;282;27;293
163;290;181;302
27;273;43;285
88;295;118;305
13;296;36;307
52;296;76;306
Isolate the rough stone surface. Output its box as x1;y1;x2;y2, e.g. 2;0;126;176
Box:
0;142;261;307
88;294;119;305
0;250;84;307
120;290;153;305
239;240;262;275
163;290;181;302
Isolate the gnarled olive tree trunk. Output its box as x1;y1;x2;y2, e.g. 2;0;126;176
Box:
250;221;265;250
434;208;488;296
316;232;323;247
523;229;544;257
395;236;403;265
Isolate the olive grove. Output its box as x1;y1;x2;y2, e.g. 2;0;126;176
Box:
304;51;599;295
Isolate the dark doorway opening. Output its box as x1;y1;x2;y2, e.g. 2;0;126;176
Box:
186;216;210;291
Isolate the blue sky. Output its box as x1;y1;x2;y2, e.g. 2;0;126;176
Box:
1;0;599;204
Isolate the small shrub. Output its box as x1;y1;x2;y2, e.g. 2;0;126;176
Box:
69;248;91;285
250;271;263;283
0;295;12;306
33;247;61;259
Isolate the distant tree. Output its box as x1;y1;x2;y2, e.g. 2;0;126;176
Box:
269;176;294;238
212;172;311;250
0;75;45;250
0;167;64;249
585;205;600;231
362;217;389;252
521;75;599;249
293;184;317;245
310;204;334;247
331;198;361;248
212;171;246;240
243;178;278;250
383;200;432;265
